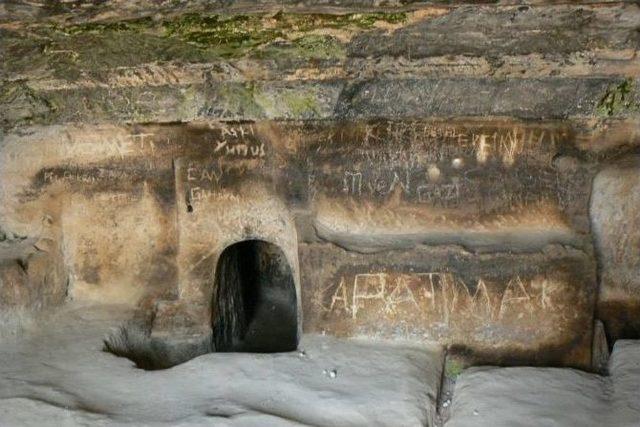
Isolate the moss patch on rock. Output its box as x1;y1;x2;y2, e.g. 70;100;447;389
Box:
162;12;405;58
2;11;406;83
47;11;406;57
597;79;639;117
164;14;281;55
444;357;465;378
253;85;323;118
257;34;346;60
163;11;406;42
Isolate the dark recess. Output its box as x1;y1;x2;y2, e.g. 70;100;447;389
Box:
212;239;298;352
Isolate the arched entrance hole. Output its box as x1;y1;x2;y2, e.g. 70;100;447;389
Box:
212;240;298;352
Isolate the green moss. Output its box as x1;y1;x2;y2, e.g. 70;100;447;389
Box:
163;14;283;54
253;86;323;118
291;35;346;59
161;12;405;55
445;358;465;378
335;12;407;29
54;17;156;35
597;79;638;117
257;34;346;60
1;30;52;76
5;11;407;84
42;0;74;15
267;11;407;31
283;91;321;117
32;23;206;80
212;83;264;118
253;89;278;115
176;85;203;119
51;12;407;56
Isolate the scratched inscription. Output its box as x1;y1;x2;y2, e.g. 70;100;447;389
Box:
302;121;575;213
182;161;252;204
313;271;565;325
208;123;265;158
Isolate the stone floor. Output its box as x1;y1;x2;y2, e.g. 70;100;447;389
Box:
1;303;639;427
445;341;640;427
0;303;442;426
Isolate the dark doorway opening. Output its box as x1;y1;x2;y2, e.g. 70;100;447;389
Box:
212;240;298;352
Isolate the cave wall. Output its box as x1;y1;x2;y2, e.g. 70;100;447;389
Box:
591;160;640;342
1;1;639;367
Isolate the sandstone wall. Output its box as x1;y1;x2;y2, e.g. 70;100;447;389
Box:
591;160;640;341
1;1;639;366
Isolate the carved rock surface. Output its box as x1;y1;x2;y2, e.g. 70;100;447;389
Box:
591;160;640;341
0;238;67;311
0;1;639;369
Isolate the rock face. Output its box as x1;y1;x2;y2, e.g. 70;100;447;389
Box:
0;235;68;336
0;1;639;368
591;160;640;342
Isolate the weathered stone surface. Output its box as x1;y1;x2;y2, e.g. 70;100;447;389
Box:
591;159;640;341
297;120;596;251
0;1;639;370
0;118;614;366
0;0;633;26
62;190;177;303
0;237;67;313
335;78;638;120
300;244;596;367
349;4;640;58
4;77;637;126
0;303;444;426
1;4;638;128
0;81;53;128
446;340;640;427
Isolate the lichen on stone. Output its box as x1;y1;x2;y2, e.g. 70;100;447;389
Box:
283;90;322;117
53;17;156;35
1;10;410;88
0;81;54;127
163;14;282;54
597;79;638;117
257;34;346;60
48;11;406;59
161;11;406;58
204;82;264;118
